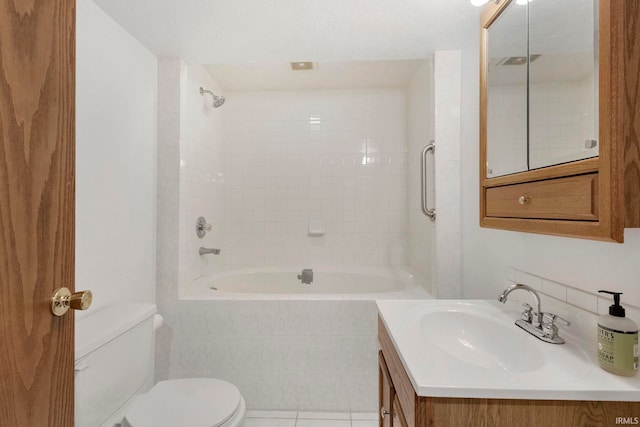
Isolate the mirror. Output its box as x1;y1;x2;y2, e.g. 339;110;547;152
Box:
486;0;598;178
486;0;528;177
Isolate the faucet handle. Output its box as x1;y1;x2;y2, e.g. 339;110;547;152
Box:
521;303;533;323
196;216;213;238
541;312;570;340
542;312;570;327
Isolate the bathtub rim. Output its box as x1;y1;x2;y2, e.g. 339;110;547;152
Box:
180;265;432;301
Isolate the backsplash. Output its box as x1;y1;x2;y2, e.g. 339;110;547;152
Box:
505;268;640;344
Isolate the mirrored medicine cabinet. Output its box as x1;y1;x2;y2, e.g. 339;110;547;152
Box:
479;0;640;242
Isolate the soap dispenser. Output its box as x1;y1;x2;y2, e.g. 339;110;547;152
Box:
597;291;638;376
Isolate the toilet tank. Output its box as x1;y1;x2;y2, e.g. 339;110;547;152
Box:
75;303;157;427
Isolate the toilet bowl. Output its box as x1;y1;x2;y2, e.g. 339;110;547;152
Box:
122;379;246;427
74;303;246;427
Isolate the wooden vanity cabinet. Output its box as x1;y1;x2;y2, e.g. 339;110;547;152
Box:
378;316;639;427
479;0;640;242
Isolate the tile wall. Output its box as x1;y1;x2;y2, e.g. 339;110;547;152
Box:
157;61;228;301
178;66;227;292
407;59;435;291
157;58;182;303
220;89;408;270
156;299;380;412
432;51;463;298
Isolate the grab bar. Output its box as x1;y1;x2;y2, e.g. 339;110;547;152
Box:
421;141;436;221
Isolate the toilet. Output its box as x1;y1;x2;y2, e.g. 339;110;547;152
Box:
74;303;246;427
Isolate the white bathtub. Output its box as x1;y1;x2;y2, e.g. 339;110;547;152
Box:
183;266;429;299
165;266;430;412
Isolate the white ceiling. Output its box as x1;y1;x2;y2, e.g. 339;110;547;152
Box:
91;1;593;90
91;0;481;65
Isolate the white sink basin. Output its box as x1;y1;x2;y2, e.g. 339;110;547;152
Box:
421;311;545;373
376;299;606;399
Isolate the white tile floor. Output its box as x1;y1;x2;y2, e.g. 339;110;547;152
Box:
244;411;378;427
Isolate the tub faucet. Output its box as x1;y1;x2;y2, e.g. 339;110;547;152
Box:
298;269;313;284
498;283;570;344
199;247;221;256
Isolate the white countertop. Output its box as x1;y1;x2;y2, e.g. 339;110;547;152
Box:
377;299;640;401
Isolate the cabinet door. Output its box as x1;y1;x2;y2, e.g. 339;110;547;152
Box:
379;351;408;427
392;395;408;427
379;351;394;427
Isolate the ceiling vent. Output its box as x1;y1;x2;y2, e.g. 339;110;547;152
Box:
290;61;314;71
497;54;541;66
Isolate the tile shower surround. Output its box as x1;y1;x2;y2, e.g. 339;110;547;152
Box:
170;63;466;297
156;299;380;412
160;63;467;413
160;66;424;413
219;89;408;270
178;64;226;289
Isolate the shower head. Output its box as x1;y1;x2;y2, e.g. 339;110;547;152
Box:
199;86;225;108
212;95;225;108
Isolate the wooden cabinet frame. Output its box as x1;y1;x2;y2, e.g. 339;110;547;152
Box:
479;0;640;242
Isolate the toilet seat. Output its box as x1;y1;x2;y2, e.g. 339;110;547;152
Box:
122;379;245;427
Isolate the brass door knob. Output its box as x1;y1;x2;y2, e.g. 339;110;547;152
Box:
51;287;93;316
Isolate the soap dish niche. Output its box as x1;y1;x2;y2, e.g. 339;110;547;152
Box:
308;221;326;237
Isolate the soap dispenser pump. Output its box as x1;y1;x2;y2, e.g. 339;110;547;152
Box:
597;290;638;376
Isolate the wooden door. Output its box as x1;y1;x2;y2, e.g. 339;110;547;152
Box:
0;1;76;426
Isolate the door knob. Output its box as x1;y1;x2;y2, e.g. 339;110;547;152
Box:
51;287;93;316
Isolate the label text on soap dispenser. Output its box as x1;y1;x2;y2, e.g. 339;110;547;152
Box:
598;325;639;372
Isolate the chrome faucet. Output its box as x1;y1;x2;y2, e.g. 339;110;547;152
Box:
498;283;570;344
199;247;221;255
498;283;543;326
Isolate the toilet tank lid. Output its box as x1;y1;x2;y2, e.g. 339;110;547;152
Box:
76;303;157;360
